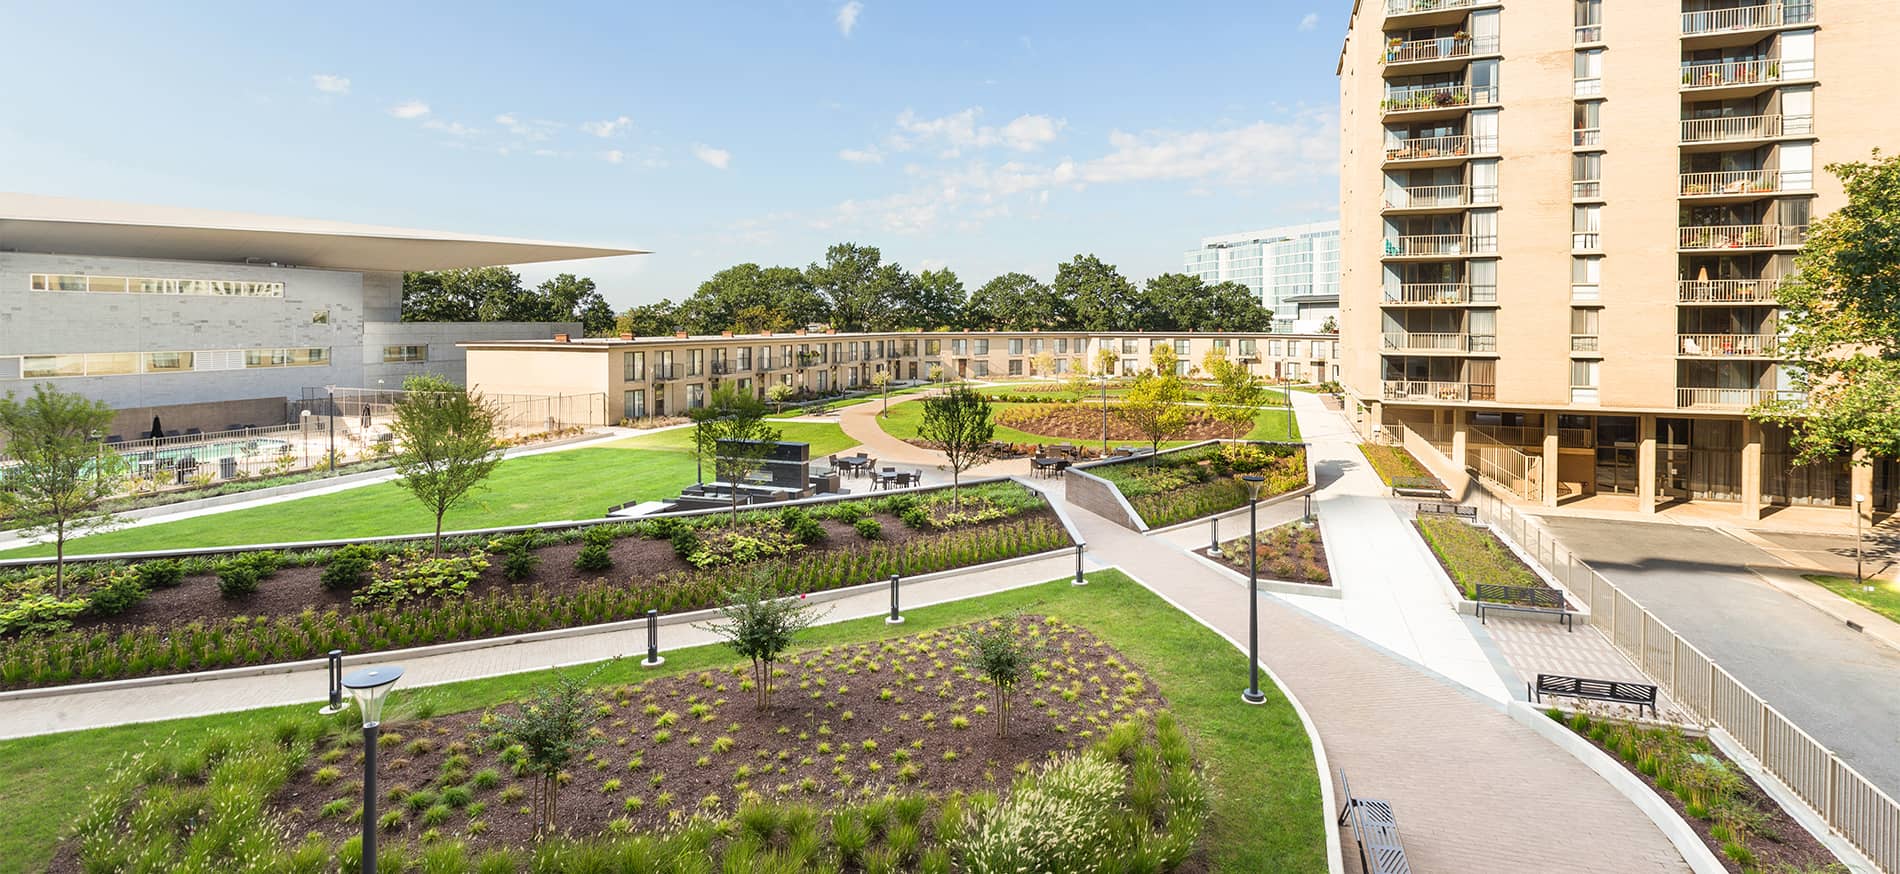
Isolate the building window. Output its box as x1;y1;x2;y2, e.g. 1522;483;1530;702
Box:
1270;340;1284;357
926;339;941;355
687;384;705;409
1287;362;1304;381
1573;49;1604;96
688;349;703;376
1572;152;1603;199
622;390;646;419
951;339;967;355
1212;338;1230;351
29;273;284;297
383;345;428;363
1574;101;1601;147
624;351;646;381
1570;360;1600;398
1572;204;1602;251
1009;338;1024;355
21;354;85;378
1055;338;1068;353
1574;0;1602;43
972;361;990;377
1572;256;1602;301
1008;359;1023;376
1239;338;1257;356
974;339;990;355
1120;338;1138;355
1288;341;1303;358
145;351;193;372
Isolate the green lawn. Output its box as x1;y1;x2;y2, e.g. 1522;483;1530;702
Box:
0;570;1324;874
1357;443;1438;488
875;400;1300;448
0;423;858;558
1804;574;1900;625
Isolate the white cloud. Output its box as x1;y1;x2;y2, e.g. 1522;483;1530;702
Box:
494;114;561;141
387;100;431;119
604;149;625;164
999;114;1062;151
838;147;884;164
581;115;633;138
311;74;350;95
1298;12;1320;32
836;1;863;36
693;144;731;169
1079;118;1335;185
422;119;477;136
889;108;1064;154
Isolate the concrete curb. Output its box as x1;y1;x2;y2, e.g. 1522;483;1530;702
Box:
1705;726;1883;874
0;546;1075;703
1749;567;1900;656
1181;537;1344;599
1506;700;1726;874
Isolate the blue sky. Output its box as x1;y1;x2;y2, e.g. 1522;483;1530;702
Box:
0;1;1345;309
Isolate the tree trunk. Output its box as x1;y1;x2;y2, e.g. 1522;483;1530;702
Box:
434;512;445;558
54;524;67;599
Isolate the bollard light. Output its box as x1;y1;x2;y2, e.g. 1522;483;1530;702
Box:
342;665;403;874
642;609;665;667
1073;542;1088;586
317;649;348;715
886;573;905;624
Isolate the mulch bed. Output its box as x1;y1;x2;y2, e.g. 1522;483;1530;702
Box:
1206;522;1332;587
994;405;1253;443
270;616;1164;851
68;509;1052;632
1574;725;1843;873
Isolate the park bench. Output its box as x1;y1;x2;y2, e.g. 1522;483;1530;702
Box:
1389;475;1450;500
1414;501;1476;522
1532;673;1658;718
1337;769;1411;874
1474;583;1575;631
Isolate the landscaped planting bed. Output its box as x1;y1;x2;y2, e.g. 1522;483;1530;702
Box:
997;403;1265;442
1209;521;1330;586
1090;443;1306;529
1356;443;1443;492
1552;710;1844;873
1413;512;1549;600
0;483;1070;690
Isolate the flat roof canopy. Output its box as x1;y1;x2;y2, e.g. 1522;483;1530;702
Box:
0;192;644;272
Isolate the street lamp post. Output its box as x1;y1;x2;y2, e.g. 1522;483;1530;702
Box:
325;385;338;477
1241;474;1267;705
342;666;404;874
1854;493;1868;590
299;410;311;468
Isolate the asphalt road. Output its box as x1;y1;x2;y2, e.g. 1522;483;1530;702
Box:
1538;515;1900;799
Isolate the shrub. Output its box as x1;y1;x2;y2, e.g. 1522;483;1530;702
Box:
854;517;883;540
495;535;540;582
86;573;148;618
900;506;932;529
132;559;185;590
215;554;277;599
779;508;827;545
0;593;89;635
321;544;378;592
353;550;489;607
668;527;701;562
575;540;614;573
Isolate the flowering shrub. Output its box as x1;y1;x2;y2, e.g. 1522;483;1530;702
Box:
352;550;490;607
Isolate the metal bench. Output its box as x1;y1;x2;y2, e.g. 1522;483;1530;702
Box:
1532;673;1658;718
1474;583;1575;631
1337;769;1411;874
1414;501;1476;521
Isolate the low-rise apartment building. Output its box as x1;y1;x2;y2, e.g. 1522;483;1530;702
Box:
463;330;1341;421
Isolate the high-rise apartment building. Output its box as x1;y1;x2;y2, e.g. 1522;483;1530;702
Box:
1338;0;1896;521
1184;221;1340;332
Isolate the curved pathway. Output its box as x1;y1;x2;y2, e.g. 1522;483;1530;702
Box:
831;385;1027;477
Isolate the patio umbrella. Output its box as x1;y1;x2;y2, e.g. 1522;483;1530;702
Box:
149;416;163;439
1697;265;1709;282
361;406;371;429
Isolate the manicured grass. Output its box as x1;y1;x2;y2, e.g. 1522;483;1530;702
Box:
1804;574;1900;625
0;570;1325;874
1357;443;1439;488
875;399;1300;448
0;423;859;558
1415;515;1543;598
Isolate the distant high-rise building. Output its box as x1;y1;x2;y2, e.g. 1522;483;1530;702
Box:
1184;221;1340;332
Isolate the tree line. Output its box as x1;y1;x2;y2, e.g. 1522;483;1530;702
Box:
401;243;1278;338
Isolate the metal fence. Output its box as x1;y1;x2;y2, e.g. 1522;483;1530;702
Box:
1469;485;1900;872
294;387;610;434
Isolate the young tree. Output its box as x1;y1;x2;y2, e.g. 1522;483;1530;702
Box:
689;384;763;485
1751;153;1900;466
702;570;826;710
960;615;1040;738
917;387;995;507
764;382;796;413
1031;351;1057;380
1093;346;1120;379
0;385;126;596
389;374;504;556
1119;366;1189;460
927;364;946;384
489;668;602;834
871;369;893;416
1320;315;1340;335
1211;357;1270;439
699;387;781;522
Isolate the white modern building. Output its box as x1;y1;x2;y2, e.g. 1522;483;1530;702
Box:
1184;220;1341;332
0;193;640;438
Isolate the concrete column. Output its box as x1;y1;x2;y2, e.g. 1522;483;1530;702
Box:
1741;419;1764;520
1852;449;1875;520
1450;407;1468;467
1637;413;1658;514
1541;413;1560;507
1365;400;1383;439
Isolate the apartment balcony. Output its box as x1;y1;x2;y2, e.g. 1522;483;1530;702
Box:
1574;126;1601;148
1677;278;1783;303
1383;183;1486;213
1677;333;1780;357
1679;59;1807;97
710;361;732;375
1383;0;1497;27
1382;134;1492;168
1382;35;1501;74
652;364;682;382
1676;387;1804;409
1382;331;1471;353
1680;113;1813;149
1679;169;1808;200
1382;379;1470;402
1678;224;1808;250
1383;283;1477;305
1681;2;1817;47
1382;234;1494;258
1379;85;1497;120
1570;335;1601;354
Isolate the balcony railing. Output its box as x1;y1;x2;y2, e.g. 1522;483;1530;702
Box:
1680;113;1811;144
1677;333;1780;357
1572;180;1603;199
1681;2;1816;36
1382;332;1470;352
1385;0;1478;15
710;361;731;375
1385;184;1470;209
1383;35;1500;65
1677;387;1803;409
1678;224;1808;249
1677;278;1783;303
1382;379;1470;401
1575;24;1603;43
652;364;682;382
1381;84;1496;114
1570;335;1601;352
1383;134;1480;162
1680;58;1799;90
1384;234;1493;257
1386;283;1470;304
1574;127;1601;147
1679;169;1802;197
